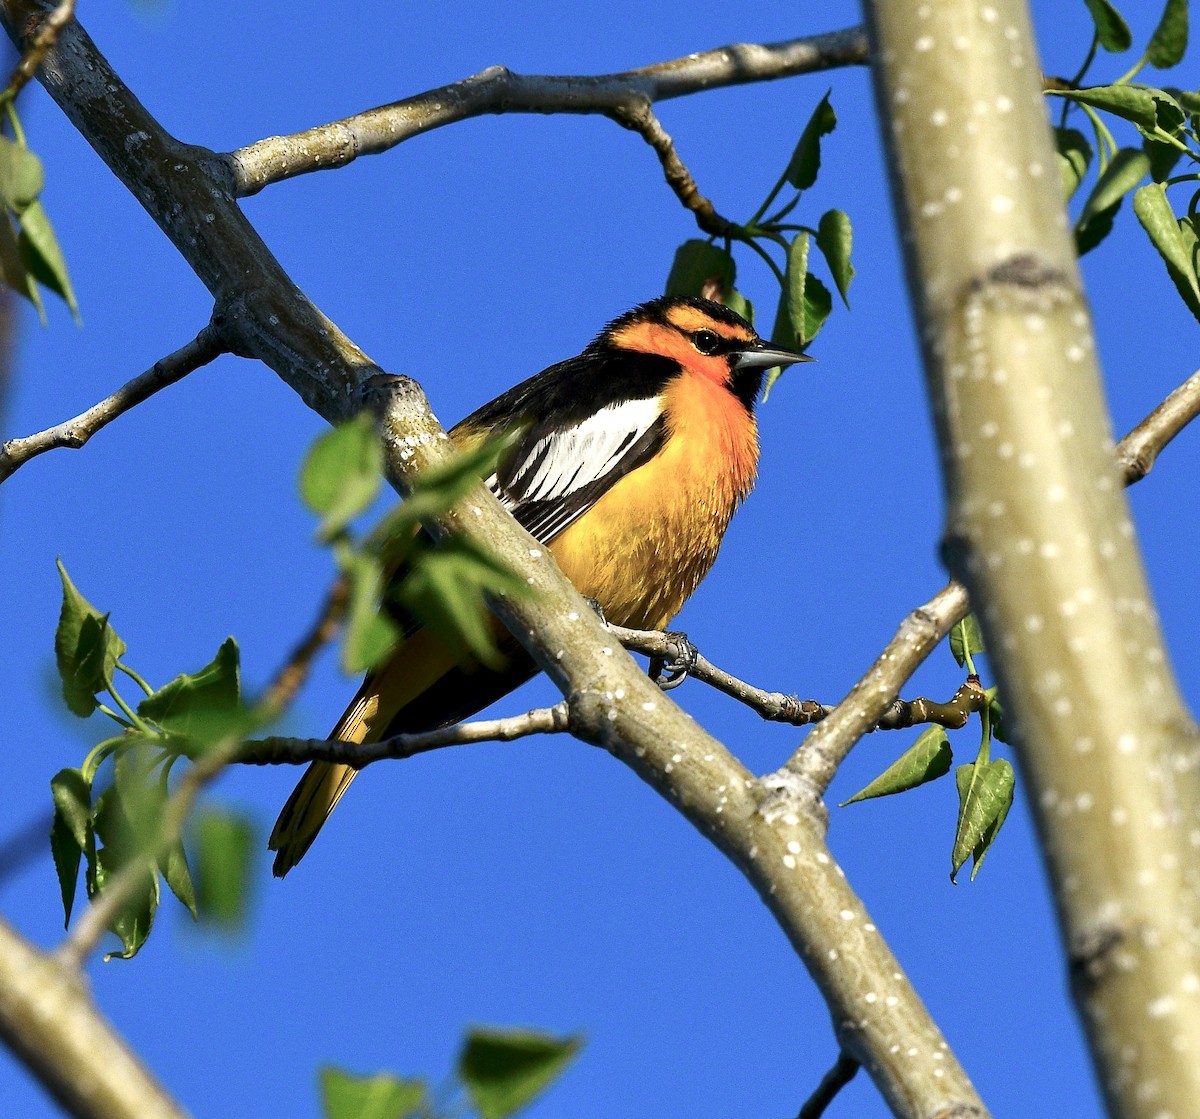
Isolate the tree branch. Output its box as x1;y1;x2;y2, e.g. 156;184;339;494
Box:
258;573;349;715
1117;367;1200;485
222;27;868;196
2;0;68;97
0;324;225;483
0;7;982;1117
797;1051;860;1119
238;702;571;767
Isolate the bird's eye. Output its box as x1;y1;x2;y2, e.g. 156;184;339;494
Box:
691;329;720;355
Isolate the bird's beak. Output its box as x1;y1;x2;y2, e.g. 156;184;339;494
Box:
733;341;815;370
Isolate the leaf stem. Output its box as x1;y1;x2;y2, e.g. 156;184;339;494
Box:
115;661;155;697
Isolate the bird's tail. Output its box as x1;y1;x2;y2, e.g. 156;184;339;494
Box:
268;679;378;878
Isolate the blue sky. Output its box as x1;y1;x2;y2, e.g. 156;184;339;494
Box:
1;2;1197;1116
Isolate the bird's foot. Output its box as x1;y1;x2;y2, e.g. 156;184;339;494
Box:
582;596;608;625
649;630;698;691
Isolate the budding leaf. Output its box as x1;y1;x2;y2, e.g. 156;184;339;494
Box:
17;199;78;318
459;1027;581;1119
841;727;953;806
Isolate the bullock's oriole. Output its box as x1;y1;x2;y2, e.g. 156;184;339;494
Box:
269;296;810;876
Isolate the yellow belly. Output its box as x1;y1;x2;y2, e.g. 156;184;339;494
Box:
549;374;758;630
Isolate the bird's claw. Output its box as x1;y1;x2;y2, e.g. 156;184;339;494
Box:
649;630;698;691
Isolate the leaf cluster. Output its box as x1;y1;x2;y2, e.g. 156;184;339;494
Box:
665;91;854;400
841;616;1014;882
321;1027;579;1119
50;561;257;958
1051;0;1200;322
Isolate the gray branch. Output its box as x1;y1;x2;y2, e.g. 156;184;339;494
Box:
0;4;974;1118
0;324;225;483
223;27;868;196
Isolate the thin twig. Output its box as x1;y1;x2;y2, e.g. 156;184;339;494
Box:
1117;367;1200;485
258;573;350;715
224;27;869;196
797;1052;860;1119
781;582;972;795
2;0;70;98
608;100;740;238
237;702;571;768
0;323;226;483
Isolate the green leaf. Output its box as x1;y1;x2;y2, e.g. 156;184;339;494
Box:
1143;133;1183;182
0;136;43;210
0;208;42;317
138;637;246;746
339;549;400;675
194;808;256;928
1075;147;1151;254
17;200;78;318
55;559;127;718
319;1067;426;1119
951;756;1016;882
784;233;811;339
1055;128;1093;201
1050;84;1158;129
815;209;854;307
159;837;198;921
50;767;92;927
301;414;384;541
1147;0;1188;68
1083;0;1133;51
785;91;836;190
459;1027;581;1119
1133;182;1200;322
840;727;953;806
664;239;736;300
1079;147;1150;225
949;614;985;669
397;537;530;669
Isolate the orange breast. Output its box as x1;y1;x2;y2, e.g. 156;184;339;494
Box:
549;372;758;631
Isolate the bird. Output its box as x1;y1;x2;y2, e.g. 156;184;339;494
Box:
269;295;811;876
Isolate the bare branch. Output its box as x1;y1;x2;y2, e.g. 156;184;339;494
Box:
797;1051;860;1119
781;583;970;795
2;0;69;98
239;702;571;768
224;27;868;196
607;100;739;238
0;324;226;484
1117;367;1200;485
1;9;984;1115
